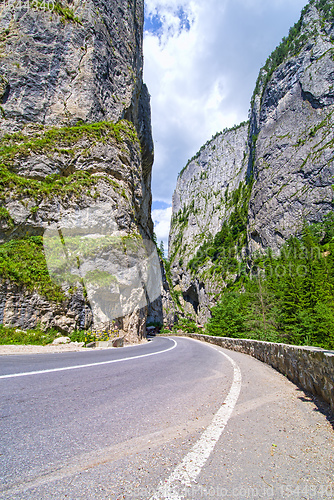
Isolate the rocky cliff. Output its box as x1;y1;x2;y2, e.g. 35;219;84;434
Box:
168;123;250;323
168;0;334;323
0;0;158;341
248;0;334;254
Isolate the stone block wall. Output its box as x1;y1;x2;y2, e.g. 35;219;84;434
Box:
180;333;334;414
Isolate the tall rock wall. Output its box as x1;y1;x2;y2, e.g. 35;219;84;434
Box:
168;0;334;323
168;123;250;323
248;2;334;254
0;0;157;340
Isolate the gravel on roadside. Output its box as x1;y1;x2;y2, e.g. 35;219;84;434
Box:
0;340;147;355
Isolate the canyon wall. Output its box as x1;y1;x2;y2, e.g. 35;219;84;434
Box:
0;0;158;340
168;0;334;323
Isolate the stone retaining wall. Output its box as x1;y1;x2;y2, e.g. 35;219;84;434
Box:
179;333;334;414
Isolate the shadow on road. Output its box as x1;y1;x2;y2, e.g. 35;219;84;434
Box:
296;387;334;430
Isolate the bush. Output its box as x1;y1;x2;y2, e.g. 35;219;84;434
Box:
206;291;247;338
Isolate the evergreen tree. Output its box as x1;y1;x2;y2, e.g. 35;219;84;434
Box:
206;214;334;349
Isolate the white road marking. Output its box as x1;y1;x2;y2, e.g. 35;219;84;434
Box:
0;339;177;380
150;345;242;500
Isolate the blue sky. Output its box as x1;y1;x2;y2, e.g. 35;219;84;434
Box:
144;0;308;250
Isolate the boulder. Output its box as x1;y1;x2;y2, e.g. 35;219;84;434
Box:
52;336;71;345
112;337;124;348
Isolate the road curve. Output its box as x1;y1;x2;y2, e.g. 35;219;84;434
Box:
0;336;333;500
0;337;178;379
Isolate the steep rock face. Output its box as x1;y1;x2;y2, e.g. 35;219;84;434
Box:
248;4;334;254
0;0;156;340
168;0;334;322
0;0;148;137
171;123;250;254
168;124;249;323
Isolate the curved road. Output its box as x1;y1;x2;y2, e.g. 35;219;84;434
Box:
0;336;333;499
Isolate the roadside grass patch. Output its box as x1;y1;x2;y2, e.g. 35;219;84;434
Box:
0;325;59;345
0;325;89;345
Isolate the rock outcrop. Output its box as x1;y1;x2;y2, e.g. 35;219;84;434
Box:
168;0;334;322
168;123;250;323
248;2;334;254
0;0;158;341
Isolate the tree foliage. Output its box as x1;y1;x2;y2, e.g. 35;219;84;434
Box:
188;181;253;277
206;214;334;350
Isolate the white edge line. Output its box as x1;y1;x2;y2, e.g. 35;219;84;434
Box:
0;338;178;380
150;341;242;500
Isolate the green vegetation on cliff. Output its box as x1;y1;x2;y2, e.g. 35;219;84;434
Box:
314;0;334;21
0;119;139;165
0;167;104;203
53;2;83;24
0;120;141;297
169;200;196;265
187;180;253;277
206;214;334;350
252;0;334;105
0;119;137;217
0;236;66;302
0;232;143;301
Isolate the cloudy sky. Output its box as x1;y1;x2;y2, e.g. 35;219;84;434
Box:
143;0;307;251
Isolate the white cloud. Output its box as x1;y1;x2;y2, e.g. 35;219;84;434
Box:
152;206;173;252
144;0;307;205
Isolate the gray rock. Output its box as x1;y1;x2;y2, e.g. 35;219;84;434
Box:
248;4;334;254
0;279;92;332
112;337;124;347
52;336;71;345
168;123;249;322
168;3;334;321
0;0;148;146
0;0;157;342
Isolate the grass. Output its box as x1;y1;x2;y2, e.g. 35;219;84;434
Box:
29;0;83;25
0;206;14;227
0;325;127;346
0;325;59;345
0;325;90;345
0;167;102;203
0;119;138;204
0;236;66;302
0;119;139;166
53;2;83;24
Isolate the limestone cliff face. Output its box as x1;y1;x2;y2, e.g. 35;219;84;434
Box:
168;123;249;323
171;124;249;256
168;0;334;322
248;3;334;254
0;0;156;340
0;0;152;151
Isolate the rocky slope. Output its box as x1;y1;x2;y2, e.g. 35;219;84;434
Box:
168;0;334;323
0;0;158;341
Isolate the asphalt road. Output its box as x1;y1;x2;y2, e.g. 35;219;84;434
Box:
0;336;333;500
